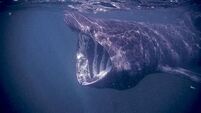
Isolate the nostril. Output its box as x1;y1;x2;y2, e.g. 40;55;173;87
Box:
76;33;113;85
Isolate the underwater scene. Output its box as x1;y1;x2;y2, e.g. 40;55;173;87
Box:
0;0;201;113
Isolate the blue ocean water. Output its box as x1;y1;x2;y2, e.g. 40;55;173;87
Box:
0;0;201;113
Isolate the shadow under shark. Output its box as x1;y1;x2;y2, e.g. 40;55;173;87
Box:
64;11;201;90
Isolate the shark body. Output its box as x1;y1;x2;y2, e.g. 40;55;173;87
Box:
64;12;201;89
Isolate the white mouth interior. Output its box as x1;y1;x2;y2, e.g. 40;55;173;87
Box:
76;34;112;85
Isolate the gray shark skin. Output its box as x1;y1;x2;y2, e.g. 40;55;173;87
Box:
64;11;201;89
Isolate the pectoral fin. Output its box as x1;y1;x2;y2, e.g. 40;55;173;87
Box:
159;65;201;83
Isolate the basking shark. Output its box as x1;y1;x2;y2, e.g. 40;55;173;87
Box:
64;11;201;89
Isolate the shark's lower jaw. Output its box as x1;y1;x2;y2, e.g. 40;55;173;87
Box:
76;34;113;85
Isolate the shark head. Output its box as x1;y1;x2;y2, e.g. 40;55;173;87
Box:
64;12;155;89
64;11;113;85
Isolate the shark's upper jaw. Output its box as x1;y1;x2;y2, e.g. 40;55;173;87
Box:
76;33;113;85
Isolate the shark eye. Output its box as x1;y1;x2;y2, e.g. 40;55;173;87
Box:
76;34;113;85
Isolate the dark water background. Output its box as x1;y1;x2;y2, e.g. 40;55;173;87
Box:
0;0;201;113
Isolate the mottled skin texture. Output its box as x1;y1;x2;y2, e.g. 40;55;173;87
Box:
64;11;201;89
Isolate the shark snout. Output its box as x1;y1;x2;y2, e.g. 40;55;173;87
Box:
64;11;94;33
64;11;82;31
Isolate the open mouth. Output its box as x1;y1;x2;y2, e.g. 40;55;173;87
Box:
76;33;113;85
